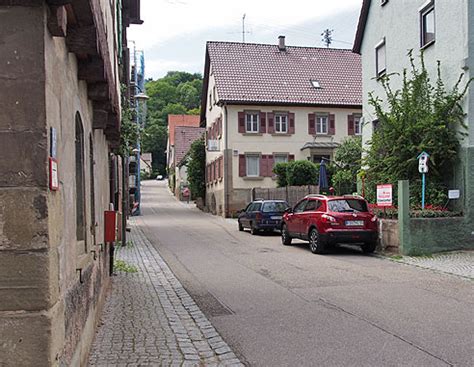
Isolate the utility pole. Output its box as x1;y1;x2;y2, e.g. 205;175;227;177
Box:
242;13;246;43
321;28;334;48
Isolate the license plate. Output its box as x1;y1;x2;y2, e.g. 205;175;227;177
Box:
345;220;364;226
271;216;282;220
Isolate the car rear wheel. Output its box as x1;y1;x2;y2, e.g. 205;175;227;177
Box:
309;228;326;254
250;223;258;235
238;220;244;232
281;224;292;246
362;241;376;254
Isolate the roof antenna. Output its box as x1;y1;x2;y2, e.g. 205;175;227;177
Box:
242;13;246;43
321;28;334;47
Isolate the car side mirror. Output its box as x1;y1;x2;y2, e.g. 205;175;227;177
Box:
284;207;293;214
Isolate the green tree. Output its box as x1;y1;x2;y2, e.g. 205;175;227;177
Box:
142;71;203;175
332;136;362;194
186;137;206;199
287;160;318;186
141;123;167;174
273;162;289;187
364;52;472;205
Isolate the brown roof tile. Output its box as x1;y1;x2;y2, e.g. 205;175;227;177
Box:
174;126;205;166
168;114;201;145
207;41;362;107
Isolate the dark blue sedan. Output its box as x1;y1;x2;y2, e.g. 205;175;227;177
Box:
238;200;289;235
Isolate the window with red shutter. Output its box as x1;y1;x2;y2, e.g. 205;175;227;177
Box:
348;114;355;135
289;154;295;161
308;114;316;135
289;113;295;134
260;112;266;134
238;112;245;133
267;113;274;134
329;114;336;135
267;155;274;177
239;154;246;177
260;155;267;177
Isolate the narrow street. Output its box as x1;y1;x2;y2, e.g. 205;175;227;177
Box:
114;180;473;367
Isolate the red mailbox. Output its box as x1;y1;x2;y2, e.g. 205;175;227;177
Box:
104;211;117;243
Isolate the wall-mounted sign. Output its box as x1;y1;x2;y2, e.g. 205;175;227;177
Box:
49;157;59;191
50;127;57;158
448;189;460;199
377;184;392;207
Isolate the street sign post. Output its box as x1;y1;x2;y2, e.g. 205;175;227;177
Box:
417;151;430;210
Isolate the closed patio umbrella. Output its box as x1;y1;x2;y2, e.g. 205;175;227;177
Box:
318;159;329;193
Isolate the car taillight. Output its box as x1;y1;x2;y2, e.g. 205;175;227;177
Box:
371;215;378;222
321;214;337;224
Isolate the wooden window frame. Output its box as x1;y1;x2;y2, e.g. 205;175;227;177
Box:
316;114;329;135
245;112;260;133
375;38;386;77
420;1;435;49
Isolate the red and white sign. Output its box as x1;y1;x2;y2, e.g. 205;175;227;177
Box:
377;184;392;207
49;157;59;191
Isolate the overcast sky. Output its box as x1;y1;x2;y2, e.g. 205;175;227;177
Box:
127;0;363;80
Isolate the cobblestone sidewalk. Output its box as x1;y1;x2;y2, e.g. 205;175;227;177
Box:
393;251;474;279
88;219;243;367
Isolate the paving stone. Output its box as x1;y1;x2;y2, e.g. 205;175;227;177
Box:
87;219;242;366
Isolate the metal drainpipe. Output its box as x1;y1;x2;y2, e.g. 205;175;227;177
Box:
223;104;229;217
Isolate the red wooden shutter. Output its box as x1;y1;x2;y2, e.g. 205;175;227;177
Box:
239;154;246;177
289;112;295;134
348;114;355;135
260;155;266;177
206;164;209;183
220;156;224;178
259;112;266;133
238;112;245;133
308;113;316;135
267;113;274;134
218;118;222;138
267;155;274;176
329;114;336;135
289;154;295;161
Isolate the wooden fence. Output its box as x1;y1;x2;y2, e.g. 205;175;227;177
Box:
252;185;319;207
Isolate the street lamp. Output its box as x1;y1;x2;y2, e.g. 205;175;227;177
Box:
132;90;149;216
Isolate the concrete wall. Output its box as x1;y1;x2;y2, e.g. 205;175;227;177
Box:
0;3;119;366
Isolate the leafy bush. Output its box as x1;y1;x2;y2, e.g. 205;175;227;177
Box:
364;52;471;205
186;137;206;199
273;162;289;187
287;160;318;186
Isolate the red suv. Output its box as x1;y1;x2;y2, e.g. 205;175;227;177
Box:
281;195;378;254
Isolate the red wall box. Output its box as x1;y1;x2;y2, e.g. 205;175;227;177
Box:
104;211;117;242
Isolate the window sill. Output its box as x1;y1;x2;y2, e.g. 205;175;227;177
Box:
242;133;263;136
271;133;291;136
243;176;264;181
420;40;435;50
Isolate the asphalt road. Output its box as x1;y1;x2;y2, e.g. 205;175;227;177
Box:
139;180;473;367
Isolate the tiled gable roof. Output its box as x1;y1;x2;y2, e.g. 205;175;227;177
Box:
207;41;362;107
174;126;205;166
168;114;201;145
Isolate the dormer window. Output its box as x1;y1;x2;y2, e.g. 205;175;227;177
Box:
310;80;321;89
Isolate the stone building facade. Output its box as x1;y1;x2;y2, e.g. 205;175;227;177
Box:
0;1;141;366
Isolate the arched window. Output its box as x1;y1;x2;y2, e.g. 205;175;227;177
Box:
89;133;96;239
75;113;86;248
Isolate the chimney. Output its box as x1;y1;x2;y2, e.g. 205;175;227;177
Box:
278;35;286;51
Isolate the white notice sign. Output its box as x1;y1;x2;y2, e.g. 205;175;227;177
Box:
448;190;460;199
377;184;393;207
